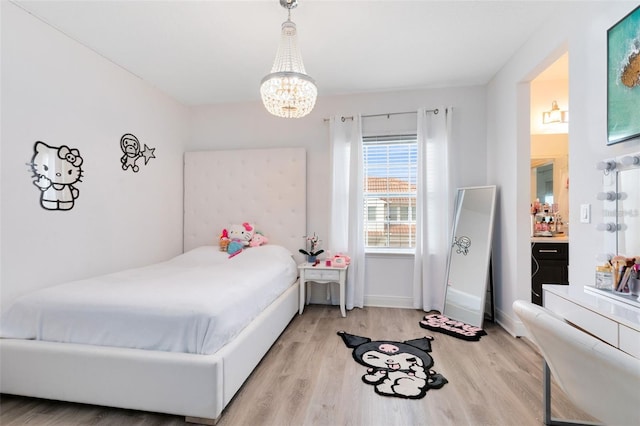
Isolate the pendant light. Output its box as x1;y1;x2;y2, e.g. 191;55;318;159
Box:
260;0;317;118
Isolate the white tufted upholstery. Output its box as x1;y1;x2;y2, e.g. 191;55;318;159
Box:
183;148;306;264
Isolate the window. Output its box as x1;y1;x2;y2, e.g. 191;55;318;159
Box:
363;135;417;249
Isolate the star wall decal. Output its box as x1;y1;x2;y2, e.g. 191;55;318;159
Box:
141;144;156;165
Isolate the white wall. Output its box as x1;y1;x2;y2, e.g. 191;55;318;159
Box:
0;3;189;310
531;78;569;136
487;1;640;335
189;86;487;307
17;1;624;321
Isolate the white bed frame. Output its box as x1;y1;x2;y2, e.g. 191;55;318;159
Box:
0;148;307;424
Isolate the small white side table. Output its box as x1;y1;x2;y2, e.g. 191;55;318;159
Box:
298;263;348;317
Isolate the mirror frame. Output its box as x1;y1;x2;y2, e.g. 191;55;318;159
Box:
531;159;554;205
615;164;640;257
442;185;497;327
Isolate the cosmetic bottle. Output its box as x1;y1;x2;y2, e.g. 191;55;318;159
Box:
595;264;613;290
530;214;535;237
541;218;548;232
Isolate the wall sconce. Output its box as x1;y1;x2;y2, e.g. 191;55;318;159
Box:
542;101;568;124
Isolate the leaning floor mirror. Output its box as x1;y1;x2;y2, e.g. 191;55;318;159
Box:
443;185;497;327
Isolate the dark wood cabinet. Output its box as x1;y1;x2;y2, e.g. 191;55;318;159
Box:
531;242;569;306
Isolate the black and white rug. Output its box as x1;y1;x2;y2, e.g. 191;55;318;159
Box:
337;331;447;399
419;314;487;341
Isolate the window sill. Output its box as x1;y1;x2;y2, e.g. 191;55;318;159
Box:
365;248;415;257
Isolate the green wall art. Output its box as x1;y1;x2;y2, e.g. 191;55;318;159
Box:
608;5;640;145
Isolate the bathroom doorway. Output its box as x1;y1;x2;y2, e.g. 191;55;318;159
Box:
529;52;569;305
530;53;569;232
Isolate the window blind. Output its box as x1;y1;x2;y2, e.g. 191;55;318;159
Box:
363;134;417;248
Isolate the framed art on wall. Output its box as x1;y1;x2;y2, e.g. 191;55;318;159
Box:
607;5;640;145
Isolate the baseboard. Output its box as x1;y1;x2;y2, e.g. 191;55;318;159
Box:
306;294;414;310
494;306;528;337
364;295;414;309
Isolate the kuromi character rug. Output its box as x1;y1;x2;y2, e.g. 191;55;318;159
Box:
337;331;447;399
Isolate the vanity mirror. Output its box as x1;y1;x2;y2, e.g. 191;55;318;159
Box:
531;159;554;204
443;186;497;327
617;164;640;257
530;134;569;231
593;155;640;305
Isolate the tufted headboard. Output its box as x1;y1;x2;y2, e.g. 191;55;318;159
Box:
183;148;306;263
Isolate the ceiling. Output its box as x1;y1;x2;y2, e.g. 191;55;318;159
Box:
13;0;571;107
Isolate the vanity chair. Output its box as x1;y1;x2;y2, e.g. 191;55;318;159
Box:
513;300;640;426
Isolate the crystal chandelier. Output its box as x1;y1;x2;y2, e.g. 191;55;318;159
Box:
260;0;317;119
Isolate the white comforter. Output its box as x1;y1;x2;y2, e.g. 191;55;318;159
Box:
0;245;297;355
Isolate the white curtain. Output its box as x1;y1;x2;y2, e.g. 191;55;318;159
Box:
412;107;453;312
328;115;365;310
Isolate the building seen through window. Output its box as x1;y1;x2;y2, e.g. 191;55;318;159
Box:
363;135;417;248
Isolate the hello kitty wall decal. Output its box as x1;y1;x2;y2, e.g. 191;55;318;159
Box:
120;133;155;173
28;141;84;211
27;134;158;211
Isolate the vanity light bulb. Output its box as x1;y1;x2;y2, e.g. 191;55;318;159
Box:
620;155;640;166
596;222;618;232
596;160;617;171
596;191;619;201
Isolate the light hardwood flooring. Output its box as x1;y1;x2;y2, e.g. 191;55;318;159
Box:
0;305;596;426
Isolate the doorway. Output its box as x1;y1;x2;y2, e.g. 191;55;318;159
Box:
529;52;569;305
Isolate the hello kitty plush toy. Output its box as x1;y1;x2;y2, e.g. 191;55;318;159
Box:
228;222;255;246
225;222;255;258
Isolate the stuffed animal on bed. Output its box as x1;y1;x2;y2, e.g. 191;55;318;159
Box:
219;229;230;252
227;239;244;258
222;223;255;258
228;223;254;246
249;232;268;247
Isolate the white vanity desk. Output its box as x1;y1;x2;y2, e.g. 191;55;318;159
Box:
543;284;640;359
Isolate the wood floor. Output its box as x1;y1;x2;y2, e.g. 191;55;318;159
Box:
0;305;596;426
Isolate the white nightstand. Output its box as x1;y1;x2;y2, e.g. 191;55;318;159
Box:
298;262;349;317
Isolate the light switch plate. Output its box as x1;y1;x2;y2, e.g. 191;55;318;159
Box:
580;204;591;223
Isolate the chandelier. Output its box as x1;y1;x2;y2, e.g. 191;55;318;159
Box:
260;0;317;118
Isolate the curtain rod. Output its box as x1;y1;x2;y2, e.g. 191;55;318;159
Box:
323;109;439;122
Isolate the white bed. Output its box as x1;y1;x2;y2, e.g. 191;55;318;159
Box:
0;147;307;424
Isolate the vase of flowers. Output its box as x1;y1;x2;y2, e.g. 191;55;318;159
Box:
299;232;324;263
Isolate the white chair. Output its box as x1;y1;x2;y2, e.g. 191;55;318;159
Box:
513;299;640;426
